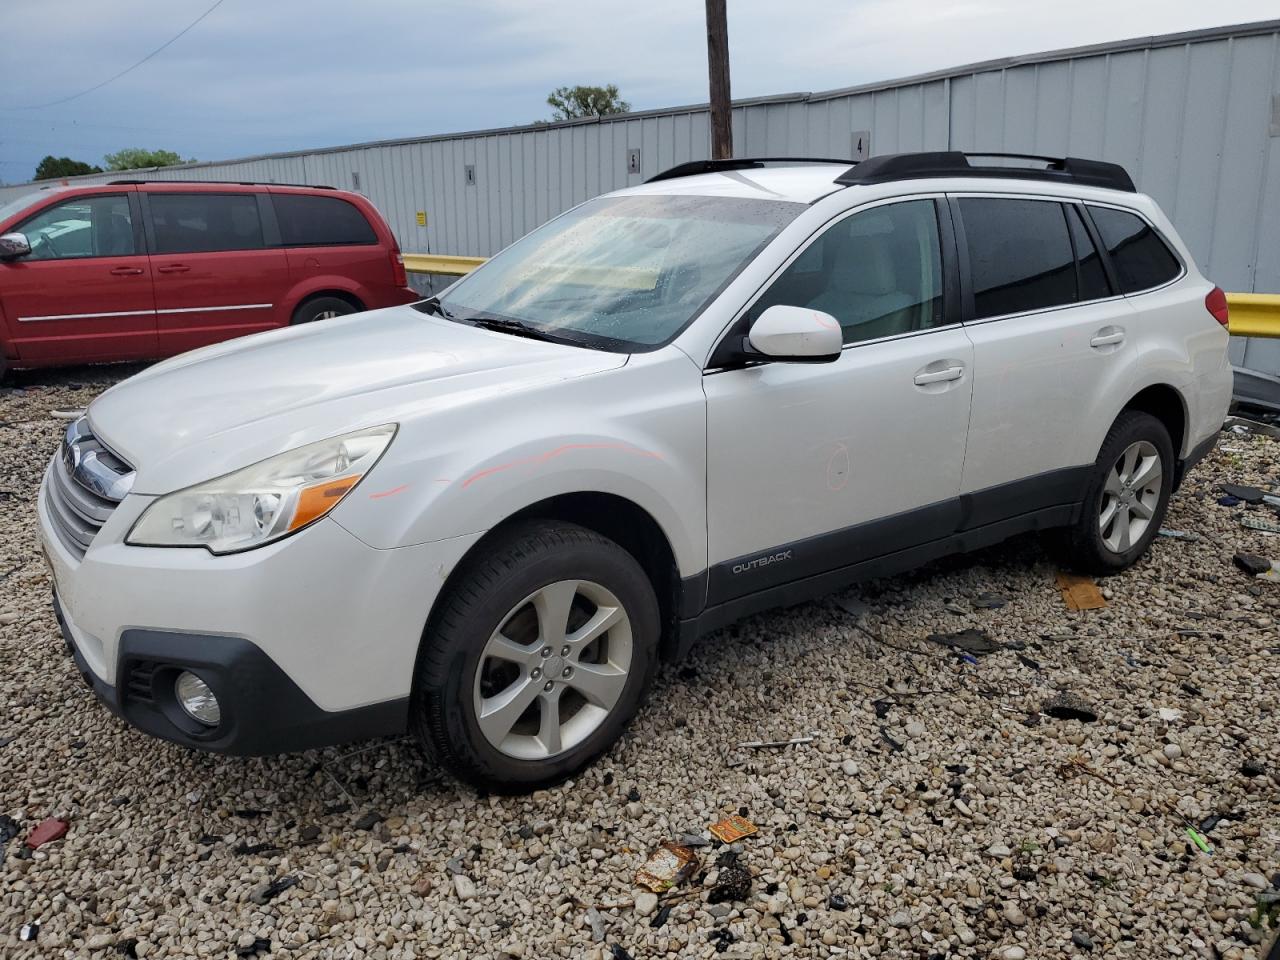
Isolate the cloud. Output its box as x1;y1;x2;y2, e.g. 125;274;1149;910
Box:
1;0;1274;183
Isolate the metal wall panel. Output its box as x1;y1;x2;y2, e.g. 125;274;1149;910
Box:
3;20;1279;371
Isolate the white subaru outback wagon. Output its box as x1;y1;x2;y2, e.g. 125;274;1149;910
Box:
40;152;1232;790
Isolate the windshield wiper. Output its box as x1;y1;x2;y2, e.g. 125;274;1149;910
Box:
463;316;564;343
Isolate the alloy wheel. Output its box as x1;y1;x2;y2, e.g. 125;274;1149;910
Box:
1099;439;1162;553
472;579;632;760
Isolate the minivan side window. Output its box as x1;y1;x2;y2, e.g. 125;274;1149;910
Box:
17;195;135;261
1088;206;1181;294
748;199;945;345
149;193;265;254
273;194;377;246
959;198;1076;320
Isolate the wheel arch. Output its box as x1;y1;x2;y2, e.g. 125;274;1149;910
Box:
1119;383;1188;459
291;288;365;321
423;492;689;664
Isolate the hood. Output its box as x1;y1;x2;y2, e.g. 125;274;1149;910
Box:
90;305;627;493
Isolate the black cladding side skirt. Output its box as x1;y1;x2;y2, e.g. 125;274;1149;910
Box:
672;465;1092;659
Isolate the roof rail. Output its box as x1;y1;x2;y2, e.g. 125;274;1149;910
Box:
834;152;1136;192
646;157;854;184
105;179;337;189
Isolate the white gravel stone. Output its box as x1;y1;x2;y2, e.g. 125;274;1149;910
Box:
633;891;658;917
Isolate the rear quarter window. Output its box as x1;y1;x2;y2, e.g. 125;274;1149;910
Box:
273;194;378;246
1088;206;1181;293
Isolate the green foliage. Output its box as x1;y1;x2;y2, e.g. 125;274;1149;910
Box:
34;155;103;180
546;84;630;121
103;148;193;171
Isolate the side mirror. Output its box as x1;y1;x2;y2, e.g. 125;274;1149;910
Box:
0;232;31;260
747;304;843;363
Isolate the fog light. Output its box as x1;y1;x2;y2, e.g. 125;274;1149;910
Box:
175;671;220;726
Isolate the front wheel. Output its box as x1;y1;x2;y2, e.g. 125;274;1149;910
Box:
1049;410;1174;574
411;521;660;792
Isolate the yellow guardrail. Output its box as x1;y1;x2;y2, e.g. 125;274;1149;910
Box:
402;253;486;276
1226;293;1280;339
403;253;1280;339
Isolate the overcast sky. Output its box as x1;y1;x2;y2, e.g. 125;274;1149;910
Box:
1;0;1275;184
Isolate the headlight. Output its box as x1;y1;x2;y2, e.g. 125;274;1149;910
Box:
127;424;396;554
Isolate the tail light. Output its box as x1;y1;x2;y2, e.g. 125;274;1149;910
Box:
1205;286;1229;327
389;245;404;288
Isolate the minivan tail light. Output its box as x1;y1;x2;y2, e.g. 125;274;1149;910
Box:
391;250;408;288
1205;286;1229;327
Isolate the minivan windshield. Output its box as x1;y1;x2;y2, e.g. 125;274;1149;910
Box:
423;193;804;351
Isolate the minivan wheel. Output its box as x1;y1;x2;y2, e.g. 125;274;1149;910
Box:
411;521;659;792
291;296;359;325
1049;410;1174;574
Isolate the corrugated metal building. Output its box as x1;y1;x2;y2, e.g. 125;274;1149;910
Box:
3;18;1279;375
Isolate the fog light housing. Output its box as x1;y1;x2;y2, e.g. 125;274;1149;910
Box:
175;671;221;726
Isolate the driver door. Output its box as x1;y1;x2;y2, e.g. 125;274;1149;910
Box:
0;189;157;364
703;197;974;605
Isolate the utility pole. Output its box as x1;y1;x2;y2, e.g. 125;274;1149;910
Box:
705;0;732;160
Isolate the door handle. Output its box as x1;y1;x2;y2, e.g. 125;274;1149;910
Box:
109;266;144;276
914;365;965;385
1090;330;1125;348
156;264;190;274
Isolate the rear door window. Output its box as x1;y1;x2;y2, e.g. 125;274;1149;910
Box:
1087;206;1181;293
959;198;1076;320
273;194;377;246
1066;205;1111;301
149;193;265;254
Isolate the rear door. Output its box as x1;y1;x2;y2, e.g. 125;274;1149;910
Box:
141;187;290;355
270;190;387;304
0;190;157;364
954;194;1133;516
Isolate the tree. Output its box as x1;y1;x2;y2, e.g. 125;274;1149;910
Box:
546;84;630;121
103;148;193;171
34;155;103;180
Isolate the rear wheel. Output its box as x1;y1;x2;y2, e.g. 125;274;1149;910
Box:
1049;410;1174;574
291;295;359;325
411;521;659;792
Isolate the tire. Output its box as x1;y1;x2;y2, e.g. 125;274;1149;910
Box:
1048;410;1175;575
411;521;660;792
291;295;359;325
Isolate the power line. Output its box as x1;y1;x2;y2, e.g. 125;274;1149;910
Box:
2;0;229;111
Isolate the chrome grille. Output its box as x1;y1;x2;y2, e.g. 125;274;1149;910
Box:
44;417;134;560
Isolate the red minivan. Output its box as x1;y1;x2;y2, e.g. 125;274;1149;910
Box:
0;180;419;373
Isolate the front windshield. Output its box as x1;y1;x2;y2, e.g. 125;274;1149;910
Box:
432;193;804;351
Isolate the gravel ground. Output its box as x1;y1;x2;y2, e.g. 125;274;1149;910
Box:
2;366;1278;960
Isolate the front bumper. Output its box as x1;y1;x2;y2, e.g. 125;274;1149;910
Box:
39;461;484;754
53;591;408;755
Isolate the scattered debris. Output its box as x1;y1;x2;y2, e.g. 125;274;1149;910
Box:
0;814;20;844
972;591;1008;609
708;928;736;953
1235;553;1274;576
829;893;849;911
926;628;1000;656
1221;483;1267;503
650;904;673;928
353;810;382;831
1218;495;1242;507
707;851;752;904
19;922;39;942
677;832;710;848
49;408;85;420
735;735;813;750
1042;693;1098;723
248;875;297;905
635;842;697;893
1158;528;1202;541
608;945;635;960
708;815;758;844
25;817;68;849
1186;827;1212;854
1257;561;1280;582
1242;515;1280;534
234;841;281;857
235;937;272;957
1056;571;1106;610
1242;758;1267;778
